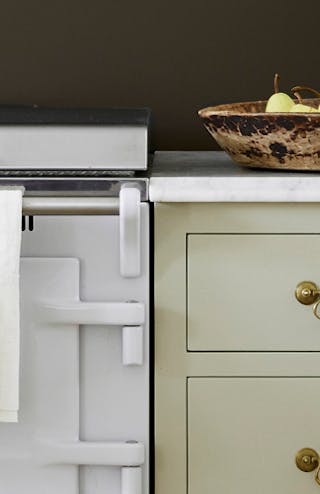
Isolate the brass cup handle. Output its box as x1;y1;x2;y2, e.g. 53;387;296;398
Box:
295;281;320;319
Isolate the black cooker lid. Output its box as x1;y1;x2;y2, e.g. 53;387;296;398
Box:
0;106;151;126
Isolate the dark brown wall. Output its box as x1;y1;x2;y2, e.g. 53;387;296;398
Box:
0;0;319;150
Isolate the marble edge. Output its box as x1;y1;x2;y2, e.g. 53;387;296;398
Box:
149;176;320;202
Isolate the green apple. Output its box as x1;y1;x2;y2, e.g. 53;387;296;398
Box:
265;74;294;112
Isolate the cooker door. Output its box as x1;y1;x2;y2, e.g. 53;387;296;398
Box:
0;207;149;494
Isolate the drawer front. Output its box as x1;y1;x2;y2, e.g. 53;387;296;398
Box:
188;377;320;494
187;234;320;351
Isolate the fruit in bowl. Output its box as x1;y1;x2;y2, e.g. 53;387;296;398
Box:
198;75;320;170
265;74;295;112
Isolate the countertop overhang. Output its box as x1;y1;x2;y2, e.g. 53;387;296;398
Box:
149;151;320;202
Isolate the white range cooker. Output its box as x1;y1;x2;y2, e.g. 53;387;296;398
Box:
0;107;151;494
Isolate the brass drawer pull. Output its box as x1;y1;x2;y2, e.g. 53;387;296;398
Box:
296;448;320;486
313;300;320;320
295;281;320;319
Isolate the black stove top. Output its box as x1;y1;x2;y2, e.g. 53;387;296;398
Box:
0;106;151;126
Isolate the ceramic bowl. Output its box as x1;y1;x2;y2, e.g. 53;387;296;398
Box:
198;98;320;170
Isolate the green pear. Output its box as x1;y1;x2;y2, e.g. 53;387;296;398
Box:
266;93;295;112
290;86;320;113
265;74;294;112
290;104;319;113
290;91;320;113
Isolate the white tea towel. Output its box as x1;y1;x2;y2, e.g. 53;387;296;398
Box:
0;187;24;422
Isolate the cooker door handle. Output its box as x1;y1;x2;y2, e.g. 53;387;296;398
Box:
122;325;143;365
37;439;144;466
120;185;141;278
37;440;144;494
38;300;145;326
38;301;144;365
122;467;142;494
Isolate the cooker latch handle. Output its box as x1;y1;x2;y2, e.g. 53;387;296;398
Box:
38;300;145;366
36;439;144;494
120;185;141;278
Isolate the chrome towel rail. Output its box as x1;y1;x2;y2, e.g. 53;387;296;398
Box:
22;196;119;215
22;187;142;278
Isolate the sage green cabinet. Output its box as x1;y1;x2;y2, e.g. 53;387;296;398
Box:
188;233;320;351
188;378;320;494
155;203;320;494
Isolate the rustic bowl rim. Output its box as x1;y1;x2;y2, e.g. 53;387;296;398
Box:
198;98;320;118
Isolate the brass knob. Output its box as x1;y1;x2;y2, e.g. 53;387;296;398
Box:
296;448;319;472
296;448;320;487
295;281;320;305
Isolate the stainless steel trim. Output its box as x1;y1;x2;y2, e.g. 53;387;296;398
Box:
0;178;148;200
23;197;120;215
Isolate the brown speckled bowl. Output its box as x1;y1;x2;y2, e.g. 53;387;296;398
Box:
198;99;320;170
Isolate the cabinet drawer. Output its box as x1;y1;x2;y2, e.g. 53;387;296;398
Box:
187;234;320;351
188;377;320;494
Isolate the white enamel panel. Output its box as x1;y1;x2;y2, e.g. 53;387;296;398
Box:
0;126;148;169
21;210;149;494
0;258;79;493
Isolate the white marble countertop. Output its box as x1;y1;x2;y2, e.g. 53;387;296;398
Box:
149;151;320;202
